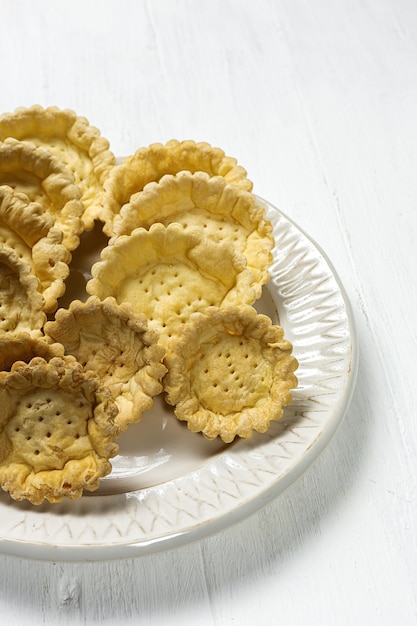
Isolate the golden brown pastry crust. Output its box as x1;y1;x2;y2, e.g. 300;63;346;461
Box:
164;305;298;443
0;185;53;247
0;354;119;505
101;139;252;235
87;223;258;349
0;138;84;251
0;248;45;336
29;227;71;312
0;198;71;314
112;171;274;294
0;105;116;230
0;333;65;374
44;296;167;430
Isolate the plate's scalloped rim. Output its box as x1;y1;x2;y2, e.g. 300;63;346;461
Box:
0;196;359;562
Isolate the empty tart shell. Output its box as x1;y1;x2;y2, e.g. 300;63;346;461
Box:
164;305;298;443
0;137;84;251
112;171;274;295
87;222;257;349
0;105;116;230
0;247;45;336
0;353;120;505
44;296;167;431
101;139;252;235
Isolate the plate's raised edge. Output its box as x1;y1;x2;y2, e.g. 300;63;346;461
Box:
0;199;359;562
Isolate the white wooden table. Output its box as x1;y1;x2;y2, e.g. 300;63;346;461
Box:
0;0;416;624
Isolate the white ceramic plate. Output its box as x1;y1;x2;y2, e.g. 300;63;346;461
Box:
0;196;358;561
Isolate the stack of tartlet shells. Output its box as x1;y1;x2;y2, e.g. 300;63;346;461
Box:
0;105;165;504
91;139;298;443
0;105;298;505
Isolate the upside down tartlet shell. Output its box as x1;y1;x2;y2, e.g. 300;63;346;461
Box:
0;104;116;230
0;354;120;505
87;222;258;349
112;171;274;295
0;137;84;251
44;296;167;431
101;139;252;235
164;305;298;443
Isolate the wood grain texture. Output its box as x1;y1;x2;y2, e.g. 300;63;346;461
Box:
0;0;416;624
